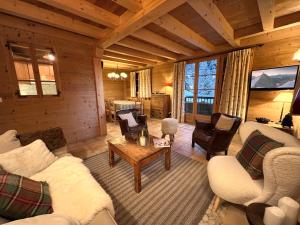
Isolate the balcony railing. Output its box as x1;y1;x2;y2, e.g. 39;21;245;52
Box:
184;96;214;115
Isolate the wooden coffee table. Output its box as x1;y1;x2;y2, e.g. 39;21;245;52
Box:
107;136;171;193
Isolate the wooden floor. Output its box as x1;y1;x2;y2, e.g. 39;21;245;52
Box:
65;119;248;225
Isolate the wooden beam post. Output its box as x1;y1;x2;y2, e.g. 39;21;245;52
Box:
93;47;107;136
113;0;143;12
154;14;216;52
257;0;275;31
188;0;239;47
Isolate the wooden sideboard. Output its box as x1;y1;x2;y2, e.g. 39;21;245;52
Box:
150;94;170;119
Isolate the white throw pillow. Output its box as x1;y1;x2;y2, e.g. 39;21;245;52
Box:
215;115;236;131
0;130;21;154
119;112;139;127
0;139;57;177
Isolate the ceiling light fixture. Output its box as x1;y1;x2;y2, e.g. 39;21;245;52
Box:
107;65;128;80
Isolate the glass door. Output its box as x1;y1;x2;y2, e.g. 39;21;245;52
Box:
184;58;219;123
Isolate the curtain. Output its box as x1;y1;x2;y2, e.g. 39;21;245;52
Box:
171;61;186;123
138;69;151;98
130;72;136;98
219;48;254;120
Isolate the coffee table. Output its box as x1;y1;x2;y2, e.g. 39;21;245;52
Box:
107;136;171;193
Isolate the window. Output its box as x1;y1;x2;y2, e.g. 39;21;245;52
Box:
10;43;59;97
197;59;217;115
184;63;195;113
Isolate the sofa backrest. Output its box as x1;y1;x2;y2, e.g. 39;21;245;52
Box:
239;121;300;147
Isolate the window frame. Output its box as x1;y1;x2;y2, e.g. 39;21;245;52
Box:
8;41;61;98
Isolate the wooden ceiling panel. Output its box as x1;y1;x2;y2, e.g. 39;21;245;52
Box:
169;2;227;46
87;0;127;16
214;0;261;30
146;23;200;51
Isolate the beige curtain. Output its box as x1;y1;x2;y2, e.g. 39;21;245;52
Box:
171;61;186;123
219;48;254;120
139;69;151;98
130;72;136;98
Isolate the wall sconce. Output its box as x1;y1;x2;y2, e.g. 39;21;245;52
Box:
164;82;173;94
293;49;300;61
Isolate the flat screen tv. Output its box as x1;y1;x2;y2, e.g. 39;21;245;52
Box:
250;65;299;90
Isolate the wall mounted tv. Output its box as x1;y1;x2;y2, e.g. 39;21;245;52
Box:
250;65;299;90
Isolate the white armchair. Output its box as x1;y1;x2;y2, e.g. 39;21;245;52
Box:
207;122;300;207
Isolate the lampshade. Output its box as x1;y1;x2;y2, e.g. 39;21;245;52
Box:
292;89;300;114
293;49;300;61
164;82;173;86
273;92;293;103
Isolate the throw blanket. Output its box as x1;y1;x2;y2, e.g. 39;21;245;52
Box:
4;214;80;225
30;156;114;225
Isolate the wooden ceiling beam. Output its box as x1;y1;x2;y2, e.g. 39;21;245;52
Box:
102;56;146;67
35;0;119;28
113;0;143;13
132;28;196;56
154;14;216;52
257;0;275;31
118;37;178;60
0;0;106;39
240;23;300;46
107;45;167;62
188;0;239;47
101;0;188;48
102;60;139;70
104;51;157;65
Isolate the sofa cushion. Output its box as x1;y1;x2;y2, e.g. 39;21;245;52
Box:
0;140;57;177
119;112;138;127
239;121;300;147
0;166;53;220
207;156;263;205
215;115;236;131
0;130;21;154
18;127;67;151
236;130;283;179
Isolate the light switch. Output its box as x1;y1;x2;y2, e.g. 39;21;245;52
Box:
0;97;3;103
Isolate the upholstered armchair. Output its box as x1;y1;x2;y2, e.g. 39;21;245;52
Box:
116;109;147;139
192;113;241;160
208;122;300;209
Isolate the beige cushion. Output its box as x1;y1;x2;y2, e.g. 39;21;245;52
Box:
239;121;300;147
0;139;57;177
207;156;263;205
0;130;21;154
119;112;138;127
215;115;236;131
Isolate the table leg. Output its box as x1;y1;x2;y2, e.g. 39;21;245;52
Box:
109;147;115;168
134;164;141;193
165;148;171;170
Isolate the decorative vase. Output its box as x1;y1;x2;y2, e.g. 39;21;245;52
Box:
138;128;149;147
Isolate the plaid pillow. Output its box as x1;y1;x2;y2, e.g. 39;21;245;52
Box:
0;166;53;220
236;130;284;179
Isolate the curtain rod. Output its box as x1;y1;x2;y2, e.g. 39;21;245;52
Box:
175;43;264;63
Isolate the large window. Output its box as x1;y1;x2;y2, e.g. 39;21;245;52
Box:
10;43;59;97
184;58;219;121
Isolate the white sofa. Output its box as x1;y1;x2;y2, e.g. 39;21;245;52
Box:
0;130;117;225
208;121;300;206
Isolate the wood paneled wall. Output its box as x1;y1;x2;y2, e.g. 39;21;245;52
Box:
247;36;300;122
0;20;105;143
103;69;128;100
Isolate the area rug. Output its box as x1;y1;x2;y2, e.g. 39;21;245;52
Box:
84;151;214;225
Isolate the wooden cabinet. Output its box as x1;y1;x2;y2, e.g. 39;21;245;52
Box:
150;94;170;119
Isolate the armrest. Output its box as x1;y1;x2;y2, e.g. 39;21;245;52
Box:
137;114;147;126
195;120;212;130
118;119;129;135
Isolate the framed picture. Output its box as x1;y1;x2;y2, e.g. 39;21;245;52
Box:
250;65;299;90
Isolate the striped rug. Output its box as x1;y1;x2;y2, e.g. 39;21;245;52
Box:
84;151;214;225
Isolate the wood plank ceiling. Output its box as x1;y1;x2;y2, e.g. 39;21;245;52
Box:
1;0;300;70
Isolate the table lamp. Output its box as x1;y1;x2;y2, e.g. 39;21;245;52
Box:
273;92;293;122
